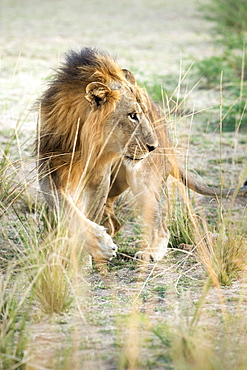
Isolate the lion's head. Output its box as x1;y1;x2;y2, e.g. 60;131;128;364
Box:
38;48;158;187
85;77;158;163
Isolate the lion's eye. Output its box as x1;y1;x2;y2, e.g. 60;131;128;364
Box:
128;113;138;122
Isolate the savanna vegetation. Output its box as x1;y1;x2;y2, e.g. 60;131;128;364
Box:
0;0;247;369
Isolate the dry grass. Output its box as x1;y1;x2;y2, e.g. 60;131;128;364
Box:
1;81;247;368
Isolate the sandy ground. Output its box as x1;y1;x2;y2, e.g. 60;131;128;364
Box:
0;0;216;131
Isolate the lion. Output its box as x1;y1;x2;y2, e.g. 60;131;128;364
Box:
37;47;247;263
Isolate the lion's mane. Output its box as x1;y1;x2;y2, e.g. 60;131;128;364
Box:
37;48;144;188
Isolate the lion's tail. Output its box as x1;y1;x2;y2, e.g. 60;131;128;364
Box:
171;166;247;197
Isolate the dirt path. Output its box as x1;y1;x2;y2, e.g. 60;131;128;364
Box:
0;0;214;131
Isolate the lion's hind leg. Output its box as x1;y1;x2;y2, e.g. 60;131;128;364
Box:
102;197;122;237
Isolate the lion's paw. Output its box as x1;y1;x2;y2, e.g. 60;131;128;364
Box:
134;251;155;262
134;249;166;263
134;235;169;263
88;224;118;262
97;228;118;260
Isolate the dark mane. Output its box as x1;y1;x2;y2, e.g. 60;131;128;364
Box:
58;48;105;81
55;47;124;85
65;47;107;69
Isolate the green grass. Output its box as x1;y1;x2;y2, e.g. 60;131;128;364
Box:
200;0;247;49
195;0;247;132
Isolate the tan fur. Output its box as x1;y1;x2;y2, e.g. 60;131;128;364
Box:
37;48;247;263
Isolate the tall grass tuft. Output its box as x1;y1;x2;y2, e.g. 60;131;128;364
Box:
17;205;77;314
0;268;29;369
0;127;21;206
153;284;247;370
0;124;76;315
168;196;196;249
212;232;247;285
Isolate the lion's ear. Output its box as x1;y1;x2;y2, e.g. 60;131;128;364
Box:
122;69;136;85
85;82;118;108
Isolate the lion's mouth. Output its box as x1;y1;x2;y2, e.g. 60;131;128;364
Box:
124;155;143;162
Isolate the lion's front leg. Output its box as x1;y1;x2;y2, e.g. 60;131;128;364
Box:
62;167;119;261
39;170;118;263
50;195;118;263
61;193;118;263
126;164;170;262
70;208;118;262
134;222;170;262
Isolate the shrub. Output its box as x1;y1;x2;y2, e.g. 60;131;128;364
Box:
201;0;247;49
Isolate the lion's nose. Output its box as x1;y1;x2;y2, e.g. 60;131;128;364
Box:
146;143;157;152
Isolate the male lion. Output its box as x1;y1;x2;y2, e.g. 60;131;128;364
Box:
37;47;247;263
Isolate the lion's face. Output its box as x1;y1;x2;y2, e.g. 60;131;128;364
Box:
107;87;158;162
85;81;158;163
